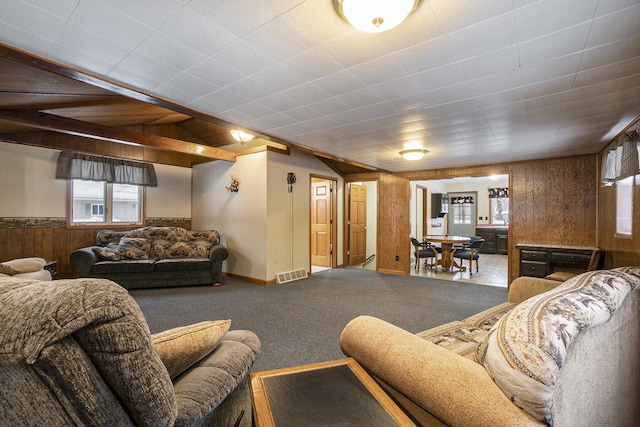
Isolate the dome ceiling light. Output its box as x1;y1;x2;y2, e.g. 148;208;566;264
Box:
230;129;254;144
333;0;421;33
400;148;428;161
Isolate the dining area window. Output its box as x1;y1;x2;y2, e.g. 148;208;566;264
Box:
489;188;509;225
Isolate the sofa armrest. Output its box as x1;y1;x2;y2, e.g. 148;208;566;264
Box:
507;277;563;304
70;247;100;277
340;316;543;427
208;244;228;286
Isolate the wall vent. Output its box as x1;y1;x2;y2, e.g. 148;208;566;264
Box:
276;268;308;284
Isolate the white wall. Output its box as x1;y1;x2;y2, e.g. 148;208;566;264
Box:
0;142;66;216
266;149;343;280
192;151;268;279
0;141;192;219
192;148;343;283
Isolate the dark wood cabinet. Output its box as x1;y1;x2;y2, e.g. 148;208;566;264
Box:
516;244;603;278
431;193;448;218
475;227;508;254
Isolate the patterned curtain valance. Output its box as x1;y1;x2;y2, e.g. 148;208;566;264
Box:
601;130;639;187
450;196;474;204
55;152;158;187
488;188;509;198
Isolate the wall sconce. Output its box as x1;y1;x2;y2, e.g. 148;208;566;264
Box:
226;175;240;193
333;0;421;33
400;148;428;161
230;129;254;144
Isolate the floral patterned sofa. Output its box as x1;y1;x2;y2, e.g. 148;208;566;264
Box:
71;227;228;289
341;267;640;426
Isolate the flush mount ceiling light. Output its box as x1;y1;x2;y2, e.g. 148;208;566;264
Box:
230;129;254;144
400;148;428;161
333;0;421;33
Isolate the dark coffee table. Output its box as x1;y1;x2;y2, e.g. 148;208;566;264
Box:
250;358;415;426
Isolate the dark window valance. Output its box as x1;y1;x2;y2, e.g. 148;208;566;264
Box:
451;196;474;204
55;152;158;187
601;130;639;186
489;188;509;198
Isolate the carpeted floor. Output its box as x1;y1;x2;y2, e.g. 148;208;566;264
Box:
130;267;508;372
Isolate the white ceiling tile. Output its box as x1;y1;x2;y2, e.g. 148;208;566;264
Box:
412;63;466;92
109;51;181;84
70;0;154;50
388;94;436;113
163;72;220;97
161;7;237;56
137;33;205;70
520;53;582;86
283;48;344;82
429;0;514;33
586;3;640;48
348;55;407;86
187;58;247;88
1;1;67;41
312;70;365;96
336;87;384;109
241;18;314;62
476;88;523;108
375;4;444;52
54;22;131;70
514;0;599;42
280;82;331;105
425;82;474;105
95;0;183;29
469;70;521;97
308;97;353;115
280;0;350;45
251;64;307;92
518;22;591;67
256;92;302;111
212;39;277;76
594;0;640;17
458;46;520;80
393;36;457;74
520;75;574;101
370;77;423;101
189;0;278;38
24;0;80;19
224;78;274;101
446;13;517;61
283;105;321;122
573;58;640;89
352;102;399;120
579;35;640;71
320;32;389;68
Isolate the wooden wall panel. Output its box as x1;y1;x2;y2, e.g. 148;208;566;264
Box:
355;155;598;284
0;218;191;279
376;174;411;275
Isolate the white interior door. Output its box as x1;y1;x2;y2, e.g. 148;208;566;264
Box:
448;192;477;236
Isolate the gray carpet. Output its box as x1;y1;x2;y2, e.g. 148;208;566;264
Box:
130;268;508;372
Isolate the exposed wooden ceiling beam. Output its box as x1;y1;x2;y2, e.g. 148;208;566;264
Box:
0;109;236;162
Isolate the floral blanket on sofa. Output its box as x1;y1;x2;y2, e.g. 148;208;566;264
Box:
93;227;220;261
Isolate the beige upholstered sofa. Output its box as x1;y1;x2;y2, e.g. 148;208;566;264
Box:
341;267;640;426
0;276;260;426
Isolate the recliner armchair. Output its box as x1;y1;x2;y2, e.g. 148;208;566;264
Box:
0;276;260;426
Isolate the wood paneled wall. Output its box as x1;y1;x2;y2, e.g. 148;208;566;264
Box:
377;154;599;284
345;173;411;275
0;218;190;279
509;156;598;281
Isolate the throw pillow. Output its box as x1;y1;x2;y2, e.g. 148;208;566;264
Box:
476;270;638;424
152;320;231;379
2;257;46;273
0;264;21;276
93;245;123;261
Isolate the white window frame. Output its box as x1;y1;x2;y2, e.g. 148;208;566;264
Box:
615;175;634;239
67;179;145;227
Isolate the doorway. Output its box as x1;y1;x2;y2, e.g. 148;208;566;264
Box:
310;176;337;272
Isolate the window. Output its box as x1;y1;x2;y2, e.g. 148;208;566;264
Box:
616;176;634;238
452;204;471;225
490;197;509;225
70;179;144;226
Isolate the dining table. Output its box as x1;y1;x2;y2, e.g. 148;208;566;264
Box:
423;235;471;271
